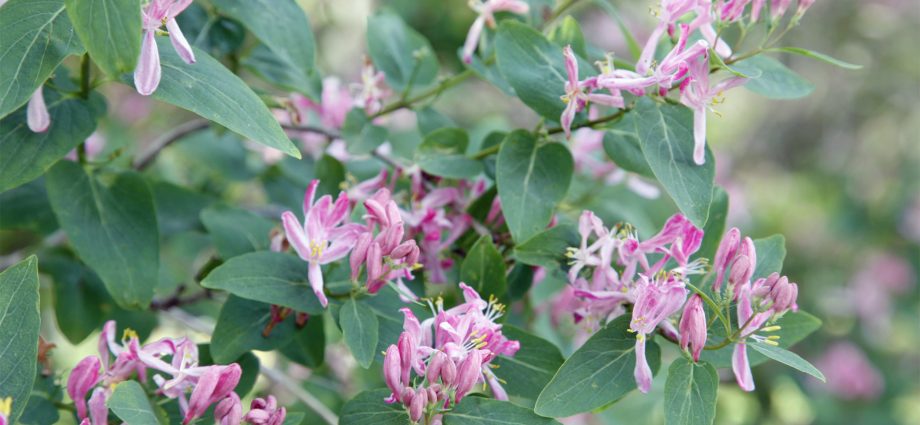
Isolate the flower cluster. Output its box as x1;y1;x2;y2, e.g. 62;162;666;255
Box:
66;320;281;425
462;0;530;64
136;0;196;96
383;284;520;423
558;0;816;164
351;186;421;296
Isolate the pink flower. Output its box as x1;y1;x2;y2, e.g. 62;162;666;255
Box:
67;356;101;420
135;0;195;96
636;0;698;74
679;53;747;164
351;58;391;115
291;77;353;130
630;273;688;392
27;87;50;132
282;180;364;307
679;294;707;361
183;364;242;424
88;388;108;425
243;395;287;425
350;188;421;295
813;342;884;401
462;0;530;63
560;46;624;138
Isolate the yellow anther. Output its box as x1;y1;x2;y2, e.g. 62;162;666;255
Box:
122;328;138;341
310;241;325;258
761;325;782;332
763;339;780;346
489;364;500;369
766;335;781;341
0;397;12;416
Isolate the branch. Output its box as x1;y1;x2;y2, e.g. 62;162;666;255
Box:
161;309;340;425
133;119;209;170
546;109;628;135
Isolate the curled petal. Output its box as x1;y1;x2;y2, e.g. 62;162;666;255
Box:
165;19;196;64
308;262;328;307
633;334;653;393
732;342;755;391
27;87;50;132
135;30;162;96
462;16;486;64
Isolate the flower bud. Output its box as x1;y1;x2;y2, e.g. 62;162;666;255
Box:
397;332;415;384
367;242;383;281
67;355;101;420
728;255;753;289
350;232;372;279
364;199;390;228
454;349;482;403
214;393;242;425
439;356;457;388
27;88;50;132
426;351;446;384
712;228;741;290
408;388;427;423
384;345;404;401
679;295;707;362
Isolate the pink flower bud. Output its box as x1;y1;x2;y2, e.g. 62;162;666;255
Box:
426;351;446;384
384;345;404;401
728;254;753;289
135;30;161;96
184;364;241;425
214;393;242;425
244;396;286;425
67;355;101;420
713;228;741;291
27;87;50;132
439;356;457;388
367;242;383;281
364;199;390;228
679;295;707;362
350;232;372;279
408;388;428;423
88;387;108;425
454;350;482;403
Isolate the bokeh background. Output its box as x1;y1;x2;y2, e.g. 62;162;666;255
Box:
3;1;916;424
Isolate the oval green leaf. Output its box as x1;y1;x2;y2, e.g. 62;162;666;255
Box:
64;0;141;76
0;256;40;424
444;397;562;425
108;381;163;425
460;234;507;298
340;389;409;425
734;56;815;100
340;298;380;369
366;13;439;91
664;358;718;425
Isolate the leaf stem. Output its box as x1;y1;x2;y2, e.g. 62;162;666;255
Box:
369;70;474;119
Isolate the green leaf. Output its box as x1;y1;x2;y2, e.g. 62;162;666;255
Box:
734;56;815;99
340;298;380;369
0;178;58;233
340;389;409;425
124;37;300;158
752;234;786;280
493;325;565;402
366;13;439;90
602;113;654;178
634;98;715;228
548;16;587;58
19;371;61;425
210;295;298;363
0;94;100;193
513;224;579;268
280;314;326;368
200;205;274;259
108;381;162;425
496;131;573;242
211;0;315;78
769;47;862;70
495;21;591;121
701;311;821;368
748;342;825;382
663;358;718;425
200;251;325;314
694;187;728;261
243;44;318;96
445;397;562;425
46;162;159;309
63;0;141;76
0;256;40;424
460;234;507;298
416;106;455;135
151;180;212;237
0;0;83;119
535;316;661;417
341;108;388;155
416;128;483;179
43;253;105;344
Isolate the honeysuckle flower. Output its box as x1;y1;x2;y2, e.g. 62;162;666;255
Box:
183;364;242;424
462;0;530;64
711;227;757;294
630;273;688;392
215;393;243;425
67;356;101;420
560;46;625;138
679;294;707;361
689;0;732;57
27;87;50;132
636;0;698;74
135;0;196;96
679;53;747;165
351;58;390;115
291;77;353;130
350;188;421;294
383;285;518;421
87;388;108;425
243;395;286;425
282;179;364;307
770;0;793;19
718;0;753;22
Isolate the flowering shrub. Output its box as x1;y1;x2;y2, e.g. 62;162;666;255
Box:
0;0;874;424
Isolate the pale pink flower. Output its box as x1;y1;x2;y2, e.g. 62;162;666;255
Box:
27;87;50;132
679;294;707;361
291;77;353;130
67;356;101;420
679;53;746;165
135;0;195;96
215;393;243;425
183;364;241;424
243;395;286;425
560;46;624;138
282;180;364;307
462;0;530;63
351;58;391;115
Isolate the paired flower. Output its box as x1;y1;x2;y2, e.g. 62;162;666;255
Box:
135;0;196;96
560;47;625;138
383;284;519;423
630;273;689;392
462;0;530;64
678;52;747;164
282;179;364;307
66;320;248;425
